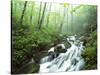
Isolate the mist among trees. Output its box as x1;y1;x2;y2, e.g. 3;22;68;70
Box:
11;0;97;74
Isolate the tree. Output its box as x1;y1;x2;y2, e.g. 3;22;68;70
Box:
66;5;69;32
59;5;66;33
71;5;73;33
20;1;27;25
30;4;34;25
46;3;52;27
38;2;47;30
37;2;42;26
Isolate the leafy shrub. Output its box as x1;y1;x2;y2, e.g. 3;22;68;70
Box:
12;18;63;73
82;30;97;70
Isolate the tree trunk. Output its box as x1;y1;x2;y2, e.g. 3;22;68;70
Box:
30;4;34;25
38;2;47;30
20;1;27;25
55;5;56;28
67;6;69;32
46;3;52;27
59;7;66;32
71;5;73;32
37;2;42;25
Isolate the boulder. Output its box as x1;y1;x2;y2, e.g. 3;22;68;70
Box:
55;44;66;53
79;36;92;46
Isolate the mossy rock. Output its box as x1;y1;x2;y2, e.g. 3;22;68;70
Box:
15;63;40;74
64;41;71;49
54;40;70;53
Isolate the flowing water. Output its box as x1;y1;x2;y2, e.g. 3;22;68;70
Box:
39;35;85;73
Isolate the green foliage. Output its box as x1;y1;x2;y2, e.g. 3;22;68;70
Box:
82;30;97;70
12;17;62;73
70;5;83;13
12;0;97;73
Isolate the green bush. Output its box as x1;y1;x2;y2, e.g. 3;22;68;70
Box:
82;30;97;70
12;17;63;73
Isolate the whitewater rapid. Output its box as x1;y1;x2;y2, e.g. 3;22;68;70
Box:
39;35;85;73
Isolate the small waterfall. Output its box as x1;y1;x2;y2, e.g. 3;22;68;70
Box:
39;35;85;73
40;55;55;64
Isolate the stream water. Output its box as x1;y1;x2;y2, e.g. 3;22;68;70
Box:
39;35;85;73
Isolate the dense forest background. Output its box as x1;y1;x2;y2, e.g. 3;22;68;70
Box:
11;0;97;74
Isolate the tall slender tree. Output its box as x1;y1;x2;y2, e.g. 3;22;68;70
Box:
55;5;57;28
67;6;69;32
46;3;52;27
59;6;66;32
37;2;42;25
38;2;47;30
30;4;34;25
20;1;27;25
71;5;73;33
